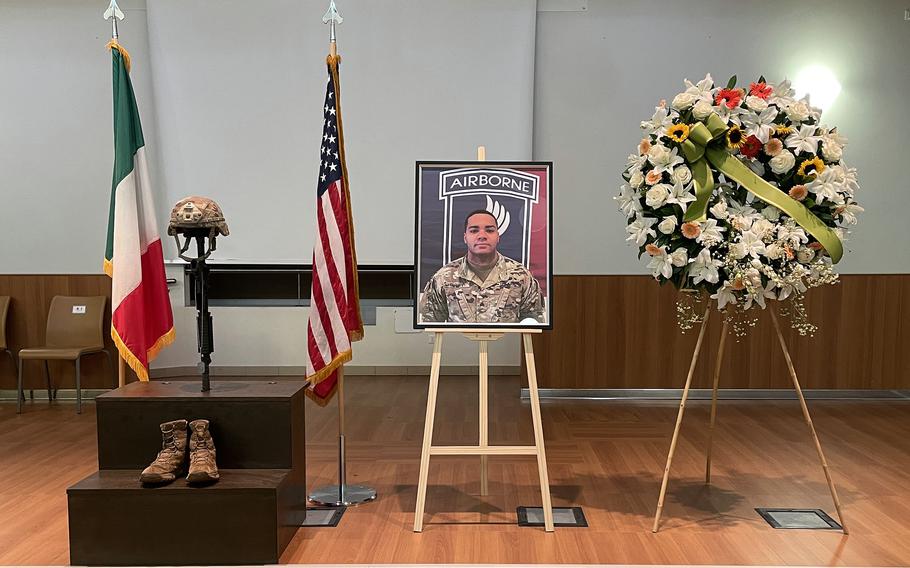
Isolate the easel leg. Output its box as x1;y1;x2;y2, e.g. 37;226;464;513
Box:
414;332;444;532
653;308;711;533
523;334;554;532
705;320;728;484
479;340;489;496
770;311;849;534
118;355;125;387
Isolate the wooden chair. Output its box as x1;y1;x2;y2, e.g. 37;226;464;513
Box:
0;296;22;401
17;296;113;415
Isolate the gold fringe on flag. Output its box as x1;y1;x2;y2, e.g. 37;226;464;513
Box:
106;39;132;73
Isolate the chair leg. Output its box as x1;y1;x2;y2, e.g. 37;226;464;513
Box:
6;351;24;403
102;349;115;388
44;361;53;402
75;358;82;415
17;356;24;414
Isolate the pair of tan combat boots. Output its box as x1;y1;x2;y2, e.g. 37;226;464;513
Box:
140;419;220;485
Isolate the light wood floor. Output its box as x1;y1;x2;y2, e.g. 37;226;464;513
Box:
2;375;910;565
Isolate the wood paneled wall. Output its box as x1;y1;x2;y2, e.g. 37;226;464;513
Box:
4;274;908;391
527;275;910;390
0;275;139;390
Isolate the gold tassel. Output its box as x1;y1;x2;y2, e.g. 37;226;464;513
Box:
106;39;132;73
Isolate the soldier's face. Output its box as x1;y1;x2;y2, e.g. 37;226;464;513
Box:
464;213;499;255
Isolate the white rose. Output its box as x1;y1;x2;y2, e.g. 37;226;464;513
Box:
645;184;671;207
821;141;843;162
745;96;768;112
692;100;713;120
769;150;796;174
670;248;689;267
730;242;746;259
761;206;782;222
765;243;783;260
785;101;810;122
709;199;728;219
658;216;678;234
647;144;671;165
671;92;699;111
629;170;644;188
672;165;692;185
797;248;816;263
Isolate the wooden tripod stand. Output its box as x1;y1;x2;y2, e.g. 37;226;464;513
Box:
413;329;555;532
652;307;848;534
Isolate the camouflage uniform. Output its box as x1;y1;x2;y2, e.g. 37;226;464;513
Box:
419;254;545;324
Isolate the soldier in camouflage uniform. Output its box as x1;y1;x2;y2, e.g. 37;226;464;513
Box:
419;210;545;324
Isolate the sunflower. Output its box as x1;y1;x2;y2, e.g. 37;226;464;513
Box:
725;125;745;150
775;124;794;136
666;123;690;143
797;156;826;178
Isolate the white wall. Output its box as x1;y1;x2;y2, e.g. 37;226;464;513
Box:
535;0;910;274
146;0;537;265
0;0;160;274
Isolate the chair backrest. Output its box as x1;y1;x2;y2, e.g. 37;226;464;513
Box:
0;296;9;350
46;296;107;349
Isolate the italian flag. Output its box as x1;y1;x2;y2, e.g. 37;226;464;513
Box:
104;42;174;381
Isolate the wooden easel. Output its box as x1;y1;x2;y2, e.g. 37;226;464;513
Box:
651;307;848;533
412;328;554;532
413;145;554;533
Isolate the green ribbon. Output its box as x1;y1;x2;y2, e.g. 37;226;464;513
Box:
677;113;843;264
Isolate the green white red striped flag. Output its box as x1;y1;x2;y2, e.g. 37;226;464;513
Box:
104;42;174;381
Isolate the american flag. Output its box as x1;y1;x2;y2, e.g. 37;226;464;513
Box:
305;54;363;405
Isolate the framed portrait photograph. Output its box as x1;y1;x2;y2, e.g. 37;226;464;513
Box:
414;161;553;329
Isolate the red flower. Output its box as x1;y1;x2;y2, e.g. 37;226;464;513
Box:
740;135;762;158
749;82;772;99
715;88;743;109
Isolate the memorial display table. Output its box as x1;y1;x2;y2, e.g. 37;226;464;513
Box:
67;380;307;566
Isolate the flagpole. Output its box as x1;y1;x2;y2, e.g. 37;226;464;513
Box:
105;0;127;388
308;1;376;508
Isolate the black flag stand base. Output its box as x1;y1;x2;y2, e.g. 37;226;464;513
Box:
308;369;378;507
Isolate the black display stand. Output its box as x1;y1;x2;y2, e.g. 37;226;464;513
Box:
67;380;307;566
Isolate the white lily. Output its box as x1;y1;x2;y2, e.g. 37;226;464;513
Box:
777;277;808;301
696;218;726;246
736;230;766;258
683;73;715;105
711;282;738;310
740;106;779;143
689;248;722;284
647;248;674;279
743;281;777;310
768;79;795;108
838;201;864;225
665;180;696;213
713;103;747;126
641;106;676;137
626;216;657;246
785;124;823;154
829;163;859;197
615;184;641;218
777;222;809;248
807;167;845;205
626;153;648;174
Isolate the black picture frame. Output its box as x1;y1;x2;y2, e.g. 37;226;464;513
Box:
413;161;553;330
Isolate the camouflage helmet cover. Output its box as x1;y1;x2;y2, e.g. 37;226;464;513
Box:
167;196;230;238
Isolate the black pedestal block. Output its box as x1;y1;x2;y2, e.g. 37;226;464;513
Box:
68;380;308;566
68;469;306;566
95;380;307;470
